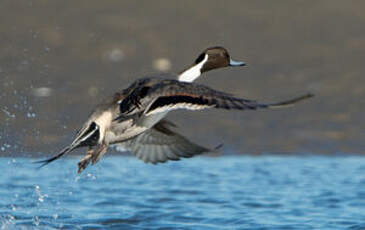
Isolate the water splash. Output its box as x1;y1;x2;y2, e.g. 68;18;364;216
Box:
1;108;15;119
1;215;15;230
35;185;47;203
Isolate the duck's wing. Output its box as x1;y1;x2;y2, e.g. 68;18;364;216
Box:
116;79;314;119
114;120;218;164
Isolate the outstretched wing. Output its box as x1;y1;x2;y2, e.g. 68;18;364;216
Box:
116;79;314;119
114;120;219;164
144;92;313;116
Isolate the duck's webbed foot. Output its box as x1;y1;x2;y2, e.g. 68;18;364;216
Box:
77;148;93;174
77;144;108;174
91;143;108;165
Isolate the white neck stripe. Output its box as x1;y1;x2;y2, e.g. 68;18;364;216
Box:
178;54;208;82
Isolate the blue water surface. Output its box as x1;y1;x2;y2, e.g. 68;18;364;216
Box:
1;155;365;230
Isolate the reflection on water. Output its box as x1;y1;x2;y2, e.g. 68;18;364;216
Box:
1;155;365;229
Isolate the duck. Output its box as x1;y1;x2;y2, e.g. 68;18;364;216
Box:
37;46;313;174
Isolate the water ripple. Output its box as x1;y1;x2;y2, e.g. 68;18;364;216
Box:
1;156;365;229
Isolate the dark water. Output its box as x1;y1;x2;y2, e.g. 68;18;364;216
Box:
1;155;365;230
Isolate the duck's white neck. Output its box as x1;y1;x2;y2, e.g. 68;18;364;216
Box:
178;54;208;82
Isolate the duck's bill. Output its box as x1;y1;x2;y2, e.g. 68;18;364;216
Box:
229;59;246;66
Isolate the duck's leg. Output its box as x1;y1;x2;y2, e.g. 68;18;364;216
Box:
91;143;108;165
77;147;93;174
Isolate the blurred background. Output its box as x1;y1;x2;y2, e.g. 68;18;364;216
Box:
0;0;364;157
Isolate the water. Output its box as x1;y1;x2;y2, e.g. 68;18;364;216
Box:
1;155;365;230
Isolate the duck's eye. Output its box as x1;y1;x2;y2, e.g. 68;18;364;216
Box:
194;53;205;64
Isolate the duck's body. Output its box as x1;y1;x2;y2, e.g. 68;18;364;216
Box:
38;47;313;173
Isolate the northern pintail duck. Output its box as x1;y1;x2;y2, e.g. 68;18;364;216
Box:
37;47;313;173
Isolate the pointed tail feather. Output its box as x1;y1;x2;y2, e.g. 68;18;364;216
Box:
35;122;100;168
265;93;314;109
33;144;81;168
214;143;224;150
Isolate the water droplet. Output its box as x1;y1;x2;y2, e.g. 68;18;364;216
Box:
2;108;16;118
35;185;45;202
26;112;36;118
